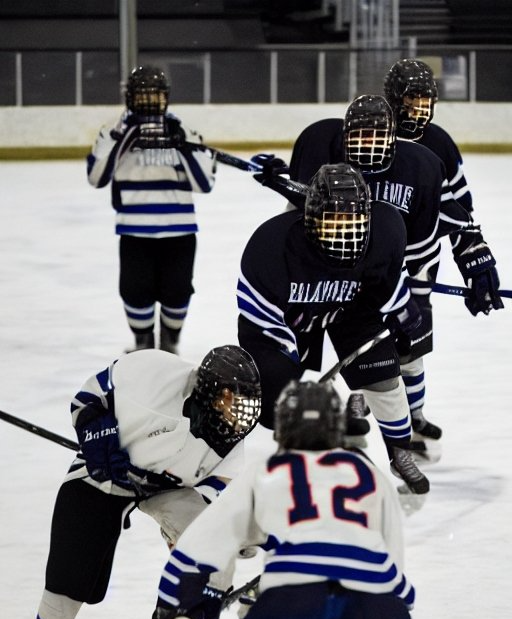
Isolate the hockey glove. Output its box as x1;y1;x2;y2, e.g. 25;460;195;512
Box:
453;231;504;316
251;153;289;184
153;574;217;619
126;464;183;498
109;112;139;141
152;605;183;619
166;118;188;149
384;295;423;337
75;404;130;487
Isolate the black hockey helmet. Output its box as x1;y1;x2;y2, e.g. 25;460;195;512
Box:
344;94;396;173
274;380;346;451
125;65;169;116
384;58;438;139
189;346;261;456
304;163;371;267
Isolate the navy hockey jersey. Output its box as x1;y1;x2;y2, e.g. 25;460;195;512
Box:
237;205;407;365
289;118;472;289
417;122;473;213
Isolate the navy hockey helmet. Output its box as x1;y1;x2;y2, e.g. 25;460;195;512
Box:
344;94;396;173
304;163;371;267
189;346;261;455
125;65;169;116
384;58;438;139
274;380;346;451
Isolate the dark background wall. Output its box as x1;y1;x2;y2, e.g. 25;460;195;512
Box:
0;0;511;105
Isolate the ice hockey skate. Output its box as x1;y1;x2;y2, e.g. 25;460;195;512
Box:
160;323;180;354
390;446;430;494
412;407;442;440
343;393;371;448
408;408;443;464
125;331;155;353
345;393;371;435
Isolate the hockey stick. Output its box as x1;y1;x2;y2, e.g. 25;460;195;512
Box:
319;335;432;454
182;142;312;210
319;330;390;383
432;282;512;300
0;409;78;451
185;142;264;172
222;575;260;610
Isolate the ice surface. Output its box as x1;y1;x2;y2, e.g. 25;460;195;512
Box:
0;153;511;618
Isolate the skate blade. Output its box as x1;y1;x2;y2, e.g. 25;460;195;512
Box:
343;436;368;449
410;435;443;465
397;484;428;515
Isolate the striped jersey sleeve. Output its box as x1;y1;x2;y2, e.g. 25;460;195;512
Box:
69;362;117;426
237;271;299;362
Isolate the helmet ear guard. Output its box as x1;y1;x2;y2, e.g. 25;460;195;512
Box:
304;163;371;267
274;380;346;451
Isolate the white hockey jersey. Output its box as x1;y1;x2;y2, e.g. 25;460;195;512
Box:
66;349;245;496
158;447;415;608
86;111;216;238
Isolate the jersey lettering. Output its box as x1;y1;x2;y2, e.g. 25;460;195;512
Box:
268;451;376;527
288;280;359;304
371;180;413;213
269;453;319;524
319;451;376;527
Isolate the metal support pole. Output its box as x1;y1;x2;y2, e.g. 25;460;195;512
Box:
203;53;212;104
392;0;400;47
348;51;358;100
15;52;22;106
270;51;278;103
469;50;477;102
317;51;326;103
75;51;83;105
119;0;138;99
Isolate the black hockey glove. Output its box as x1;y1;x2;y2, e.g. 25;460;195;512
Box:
152;605;182;619
126;464;183;498
251;153;307;209
453;229;504;316
75;404;130;488
251;153;289;185
166;117;188;149
384;295;423;337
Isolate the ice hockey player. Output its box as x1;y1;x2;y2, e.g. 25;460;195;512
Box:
152;380;415;619
87;65;216;354
286;93;497;446
384;58;503;303
35;345;261;619
237;161;430;494
384;58;472;212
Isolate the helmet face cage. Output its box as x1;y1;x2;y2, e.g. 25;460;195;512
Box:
344;94;396;172
125;65;169;116
274;380;346;451
191;346;261;448
384;59;438;139
397;94;435;139
304;163;371;267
